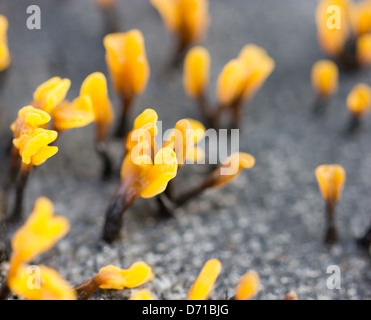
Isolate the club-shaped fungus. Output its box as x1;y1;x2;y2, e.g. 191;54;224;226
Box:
0;197;73;300
151;0;209;67
104;30;150;137
8;107;58;222
346;83;371;131
187;259;221;300
311;60;339;113
233;271;260;300
315;164;346;244
74;262;153;300
357;33;371;66
81;72;115;179
0;15;11;72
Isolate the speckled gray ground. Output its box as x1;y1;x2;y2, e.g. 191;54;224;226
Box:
0;0;371;300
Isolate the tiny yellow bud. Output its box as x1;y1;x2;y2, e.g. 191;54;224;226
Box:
183;46;210;99
95;0;116;9
187;259;222;300
315;0;350;56
284;290;298;300
315;165;346;204
80;72;114;129
216;59;247;106
357;33;371;66
130;289;154;300
311;60;339;97
104;30;150;99
347;83;371;118
52;95;95;131
235;271;260;300
8;265;76;300
238;44;275;101
97;262;154;290
33;77;71;114
349;0;371;35
0;15;11;71
9;197;69;276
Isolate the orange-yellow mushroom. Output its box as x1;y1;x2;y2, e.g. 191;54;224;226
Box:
9;197;69;277
0;15;11;71
8;265;76;300
315;0;350;57
311;60;339;97
187;259;222;300
315;165;346;204
96;262;154;290
104;30;150;99
151;0;209;45
52;95;95;131
357;33;371;66
235;271;260;300
32;77;71;114
130;289;154;300
349;0;371;35
347;83;371;118
183;46;210;99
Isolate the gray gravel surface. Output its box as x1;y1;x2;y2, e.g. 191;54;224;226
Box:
0;0;371;300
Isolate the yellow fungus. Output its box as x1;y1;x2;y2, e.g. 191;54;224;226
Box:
104;30;150;99
130;289;154;300
0;15;11;71
151;0;209;44
284;290;298;300
216;59;247;106
315;165;346;204
238;44;275;101
96;262;154;290
80;72;114;137
311;60;339;97
211;152;255;188
357;33;371;66
33;77;71;114
9;197;69;276
8;265;76;300
349;0;371;35
183;46;210;99
52;95;95;131
315;0;350;57
347;83;371;118
187;259;222;300
235;271;260;300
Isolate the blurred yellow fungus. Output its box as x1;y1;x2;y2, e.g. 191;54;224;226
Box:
234;271;260;300
9;197;69;276
52;95;94;131
32;77;71;114
183;46;210;99
95;0;116;9
0;15;11;71
103;146;177;242
347;83;371;119
284;290;298;300
130;289;154;300
357;33;371;66
8;265;76;300
104;30;150;136
315;0;350;57
151;0;209;65
349;0;371;35
75;262;153;299
315;164;346;244
187;259;222;300
311;60;339;97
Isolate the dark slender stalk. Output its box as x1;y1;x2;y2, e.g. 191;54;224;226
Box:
114;95;133;138
156;193;175;218
74;278;99;300
357;225;371;250
7;163;32;224
325;201;338;245
196;94;212;127
95;140;113;180
313;94;329;115
0;280;10;300
347;114;361;133
230;99;243;129
100;3;120;34
102;180;137;243
338;36;359;71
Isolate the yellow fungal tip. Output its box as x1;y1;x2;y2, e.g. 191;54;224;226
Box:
187;259;222;300
315;164;346;204
347;83;371;118
311;60;339;97
0;14;11;71
130;289;154;300
235;271;260;300
357;33;371;66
